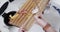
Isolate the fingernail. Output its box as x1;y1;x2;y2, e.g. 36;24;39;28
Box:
38;16;42;19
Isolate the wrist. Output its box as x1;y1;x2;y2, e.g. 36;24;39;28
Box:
43;26;57;32
43;23;51;31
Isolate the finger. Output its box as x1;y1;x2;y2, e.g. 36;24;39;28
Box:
19;28;27;32
34;15;47;27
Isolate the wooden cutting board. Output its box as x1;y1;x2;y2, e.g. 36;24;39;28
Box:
9;0;50;31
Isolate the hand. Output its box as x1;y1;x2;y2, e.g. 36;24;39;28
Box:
34;14;57;32
34;14;47;27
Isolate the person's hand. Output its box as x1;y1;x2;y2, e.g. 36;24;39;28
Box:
34;14;57;32
34;14;47;28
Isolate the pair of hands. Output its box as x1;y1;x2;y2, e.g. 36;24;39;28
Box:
19;13;57;32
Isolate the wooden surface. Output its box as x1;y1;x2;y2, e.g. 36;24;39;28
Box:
24;0;50;31
9;0;50;31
